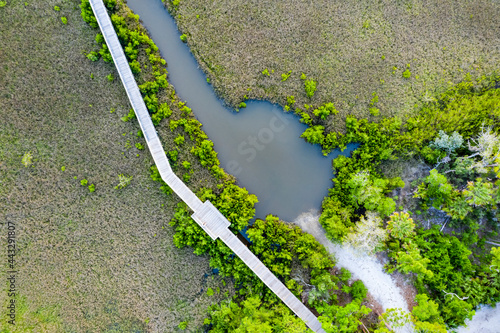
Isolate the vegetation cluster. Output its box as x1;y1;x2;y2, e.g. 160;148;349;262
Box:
299;74;500;329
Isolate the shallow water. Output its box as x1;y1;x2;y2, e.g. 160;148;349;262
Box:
126;0;356;221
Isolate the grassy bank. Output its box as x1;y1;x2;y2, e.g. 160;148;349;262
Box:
0;0;232;331
167;0;500;131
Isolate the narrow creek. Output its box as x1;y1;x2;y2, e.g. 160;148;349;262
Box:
126;0;356;222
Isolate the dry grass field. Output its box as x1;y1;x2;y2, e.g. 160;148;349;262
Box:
169;0;500;129
0;0;232;332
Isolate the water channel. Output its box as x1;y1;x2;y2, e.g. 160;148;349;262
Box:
126;0;356;222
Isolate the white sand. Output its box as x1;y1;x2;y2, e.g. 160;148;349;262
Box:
293;210;500;333
456;305;500;333
293;210;409;312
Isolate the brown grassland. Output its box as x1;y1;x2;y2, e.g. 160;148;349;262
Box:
168;0;500;131
0;0;232;332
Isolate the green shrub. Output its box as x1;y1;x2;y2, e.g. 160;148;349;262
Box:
262;68;270;76
350;280;367;301
168;150;178;162
369;107;380;116
86;51;99;62
99;44;113;62
129;59;141;73
120;109;135;122
238;102;246;108
313;102;337;120
402;69;411;78
88;184;95;193
135;142;144;150
340;267;351;282
21;152;33;167
281;70;292;81
54;5;60;11
174;134;185;146
304;79;317;98
106;73;114;82
80;179;88;186
61;17;68;24
301;125;325;145
179;34;187;42
115;174;132;189
299;112;312;125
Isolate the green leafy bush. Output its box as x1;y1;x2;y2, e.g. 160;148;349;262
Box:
281;70;292;81
313;102;338;120
304;79;317;98
301;125;325;145
350;280;367;301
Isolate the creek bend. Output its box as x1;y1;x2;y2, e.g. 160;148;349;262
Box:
127;0;356;221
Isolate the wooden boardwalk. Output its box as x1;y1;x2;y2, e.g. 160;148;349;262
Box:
89;1;325;332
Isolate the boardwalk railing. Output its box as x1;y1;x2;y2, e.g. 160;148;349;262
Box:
88;1;326;331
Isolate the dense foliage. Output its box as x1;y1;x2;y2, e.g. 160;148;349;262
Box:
297;71;500;328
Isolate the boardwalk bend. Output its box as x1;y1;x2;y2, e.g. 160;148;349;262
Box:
89;1;326;331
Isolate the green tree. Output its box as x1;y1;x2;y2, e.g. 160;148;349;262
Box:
347;171;396;217
387;211;415;240
415;169;453;209
443;192;472;220
318;300;371;333
344;211;387;254
463;178;494;207
411;294;442;323
394;241;433;279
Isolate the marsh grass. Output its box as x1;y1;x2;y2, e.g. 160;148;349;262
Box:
0;0;233;331
167;0;500;132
